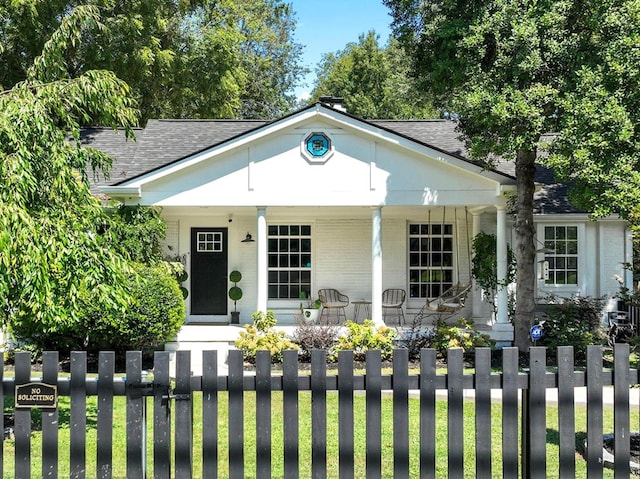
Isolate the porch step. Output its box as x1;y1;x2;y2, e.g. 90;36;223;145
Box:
165;325;246;376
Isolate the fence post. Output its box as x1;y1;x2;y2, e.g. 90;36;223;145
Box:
174;351;193;478
420;348;437;477
365;350;382;478
282;350;299;479
337;350;354;478
42;351;59;479
97;351;115;479
613;343;631;477
502;347;519;479
70;351;87;479
311;349;327;478
153;351;171;479
14;351;32;479
523;347;547;479
126;351;145;479
586;345;604;478
202;350;218;479
255;350;272;477
228;349;245;479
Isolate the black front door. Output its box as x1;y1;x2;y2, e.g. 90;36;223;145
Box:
190;228;228;315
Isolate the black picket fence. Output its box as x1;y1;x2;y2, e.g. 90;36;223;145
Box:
1;344;639;478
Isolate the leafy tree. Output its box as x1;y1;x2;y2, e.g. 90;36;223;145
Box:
542;3;640;223
384;0;640;350
0;5;138;343
235;0;307;119
0;0;306;122
309;31;437;118
108;204;167;265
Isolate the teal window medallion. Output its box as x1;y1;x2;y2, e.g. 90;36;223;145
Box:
301;132;333;163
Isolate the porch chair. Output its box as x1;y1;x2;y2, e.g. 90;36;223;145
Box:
382;288;406;325
318;289;349;323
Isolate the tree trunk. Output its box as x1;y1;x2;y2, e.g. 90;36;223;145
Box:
513;148;537;351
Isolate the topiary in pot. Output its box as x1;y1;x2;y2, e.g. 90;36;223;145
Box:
228;270;243;323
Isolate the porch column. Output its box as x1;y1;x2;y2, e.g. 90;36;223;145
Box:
256;207;268;313
471;211;483;320
494;205;514;345
371;207;384;326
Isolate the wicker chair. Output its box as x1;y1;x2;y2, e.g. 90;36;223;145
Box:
318;289;349;323
382;288;406;325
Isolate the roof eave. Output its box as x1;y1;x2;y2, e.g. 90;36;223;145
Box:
100;186;141;199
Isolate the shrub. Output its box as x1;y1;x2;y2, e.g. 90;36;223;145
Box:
395;313;435;361
84;263;186;352
290;320;339;361
537;294;607;360
235;311;299;363
429;318;494;360
11;263;186;353
330;320;396;362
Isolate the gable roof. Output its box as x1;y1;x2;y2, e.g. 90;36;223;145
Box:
82;103;579;214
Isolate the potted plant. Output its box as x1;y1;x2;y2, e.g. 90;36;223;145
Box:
228;270;243;324
299;291;321;323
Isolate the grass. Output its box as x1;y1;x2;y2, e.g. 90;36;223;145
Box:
2;392;633;478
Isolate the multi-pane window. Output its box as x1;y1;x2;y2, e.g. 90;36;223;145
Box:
268;225;312;299
544;226;578;285
196;231;223;252
408;223;454;298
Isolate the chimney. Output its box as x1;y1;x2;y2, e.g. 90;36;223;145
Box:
318;96;346;112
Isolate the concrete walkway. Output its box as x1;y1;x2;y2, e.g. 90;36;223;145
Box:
215;361;639;407
434;386;640;406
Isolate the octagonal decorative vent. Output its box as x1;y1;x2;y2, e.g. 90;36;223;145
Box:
301;131;334;163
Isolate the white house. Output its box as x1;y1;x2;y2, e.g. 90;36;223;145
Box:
85;101;632;363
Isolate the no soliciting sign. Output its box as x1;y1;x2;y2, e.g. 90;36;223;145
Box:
15;382;57;409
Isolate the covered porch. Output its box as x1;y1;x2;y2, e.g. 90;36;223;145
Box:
160;203;515;346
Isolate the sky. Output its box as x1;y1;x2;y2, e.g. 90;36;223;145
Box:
289;0;393;100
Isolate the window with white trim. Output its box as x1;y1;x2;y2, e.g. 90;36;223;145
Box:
196;231;223;252
544;225;578;285
268;225;312;299
408;223;454;298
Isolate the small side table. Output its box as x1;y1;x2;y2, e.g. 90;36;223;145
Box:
352;300;371;323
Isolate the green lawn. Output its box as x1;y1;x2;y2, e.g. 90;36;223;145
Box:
2;392;632;478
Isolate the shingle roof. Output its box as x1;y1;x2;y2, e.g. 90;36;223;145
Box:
82;107;578;214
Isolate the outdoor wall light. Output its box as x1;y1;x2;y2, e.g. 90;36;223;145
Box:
241;232;255;243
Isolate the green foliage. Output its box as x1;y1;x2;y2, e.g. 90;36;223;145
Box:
537;294;607;360
0;0;306;121
471;231;516;314
12;263;185;353
229;270;242;283
0;5;138;337
298;291;320;310
309;32;437;119
228;270;243;311
108;205;167;264
384;0;640;348
229;287;243;302
330;320;396;362
235;311;299;363
89;263;185;352
429;318;494;360
164;254;188;298
290;321;339;362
